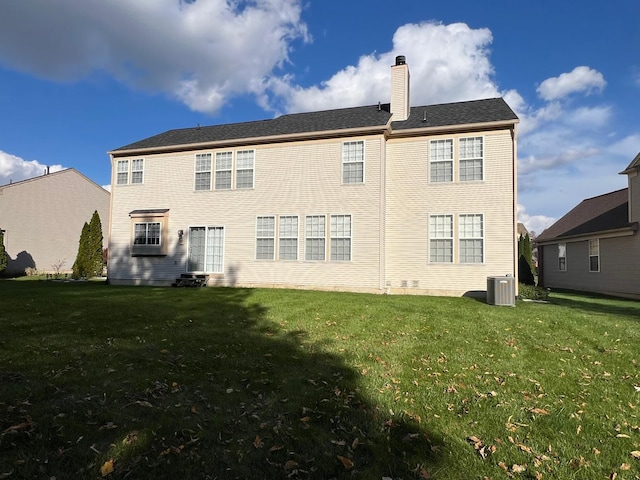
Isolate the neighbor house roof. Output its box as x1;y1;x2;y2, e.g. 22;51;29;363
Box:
536;188;635;243
111;98;517;155
620;151;640;174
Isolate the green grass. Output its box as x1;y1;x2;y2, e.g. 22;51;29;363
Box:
1;281;639;479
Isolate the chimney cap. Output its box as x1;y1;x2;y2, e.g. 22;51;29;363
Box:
395;55;406;66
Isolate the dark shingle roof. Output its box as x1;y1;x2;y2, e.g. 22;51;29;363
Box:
392;98;518;130
536;188;633;242
112;97;517;153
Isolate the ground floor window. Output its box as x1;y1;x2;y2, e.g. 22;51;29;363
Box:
129;209;169;256
188;226;224;273
589;239;599;272
558;243;566;271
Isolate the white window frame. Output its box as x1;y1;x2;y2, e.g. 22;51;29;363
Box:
429;139;454;183
342;141;364;184
134;222;161;246
215;151;233;190
131;158;144;184
558;243;567;271
458;137;483;182
256;216;275;260
305;215;326;261
589;239;600;272
278;215;299;260
458;214;484;264
429;214;453;263
194;153;212;191
235;150;255;189
330;214;352;261
116;160;129;185
188;226;225;273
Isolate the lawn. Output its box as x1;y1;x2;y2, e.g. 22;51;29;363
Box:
0;280;639;479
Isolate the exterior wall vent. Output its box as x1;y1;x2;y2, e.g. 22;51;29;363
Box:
486;276;515;306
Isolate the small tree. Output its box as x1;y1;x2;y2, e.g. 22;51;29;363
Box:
72;211;104;279
518;233;535;286
72;222;90;279
0;228;7;274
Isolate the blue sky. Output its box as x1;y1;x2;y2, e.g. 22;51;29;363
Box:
1;0;638;234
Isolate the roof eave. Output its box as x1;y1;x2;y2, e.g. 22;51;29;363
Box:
109;124;391;157
536;223;638;245
388;119;519;138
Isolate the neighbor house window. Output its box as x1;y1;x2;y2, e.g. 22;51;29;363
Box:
459;214;484;263
342;141;364;184
116;160;129;185
256;216;275;260
215;152;232;190
134;222;160;245
430;139;453;183
429;214;453;263
279;215;298;260
558;243;566;271
305;215;326;261
330;214;352;261
589;239;600;272
236;150;255;189
459;137;483;181
131;159;144;184
194;153;212;191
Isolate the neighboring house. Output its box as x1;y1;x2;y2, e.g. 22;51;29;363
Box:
107;56;519;296
0;168;110;275
536;152;640;299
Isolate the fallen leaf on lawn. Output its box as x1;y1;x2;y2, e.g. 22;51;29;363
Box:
134;400;152;408
620;463;631;470
616;434;630;438
284;460;298;471
253;435;263;448
269;444;284;452
0;471;14;479
529;408;549;415
100;459;114;477
631;450;640;458
2;417;32;434
352;437;359;450
337;455;354;470
512;464;526;473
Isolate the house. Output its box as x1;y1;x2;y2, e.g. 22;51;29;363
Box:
0;168;110;275
107;56;519;296
536;152;640;299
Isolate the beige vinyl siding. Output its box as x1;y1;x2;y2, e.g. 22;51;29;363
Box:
108;136;385;291
385;129;515;295
0;169;110;275
541;236;640;298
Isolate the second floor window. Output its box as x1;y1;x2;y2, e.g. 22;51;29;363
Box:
215;152;233;190
116;160;129;185
236;150;255;189
195;153;212;190
429;139;453;183
459;137;483;181
342;141;364;184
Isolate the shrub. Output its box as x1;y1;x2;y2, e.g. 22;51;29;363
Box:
518;283;549;301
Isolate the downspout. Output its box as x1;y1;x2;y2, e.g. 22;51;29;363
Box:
512;123;519;296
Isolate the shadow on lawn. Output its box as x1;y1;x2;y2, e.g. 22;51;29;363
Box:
549;291;640;321
0;282;442;479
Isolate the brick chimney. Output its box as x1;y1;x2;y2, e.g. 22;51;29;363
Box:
390;55;410;121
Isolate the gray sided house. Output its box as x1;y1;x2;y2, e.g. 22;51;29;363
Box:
0;168;110;276
536;152;640;299
108;56;520;296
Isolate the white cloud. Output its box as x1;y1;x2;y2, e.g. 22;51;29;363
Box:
0;0;309;113
263;21;500;113
536;66;606;101
517;204;555;237
0;151;64;185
